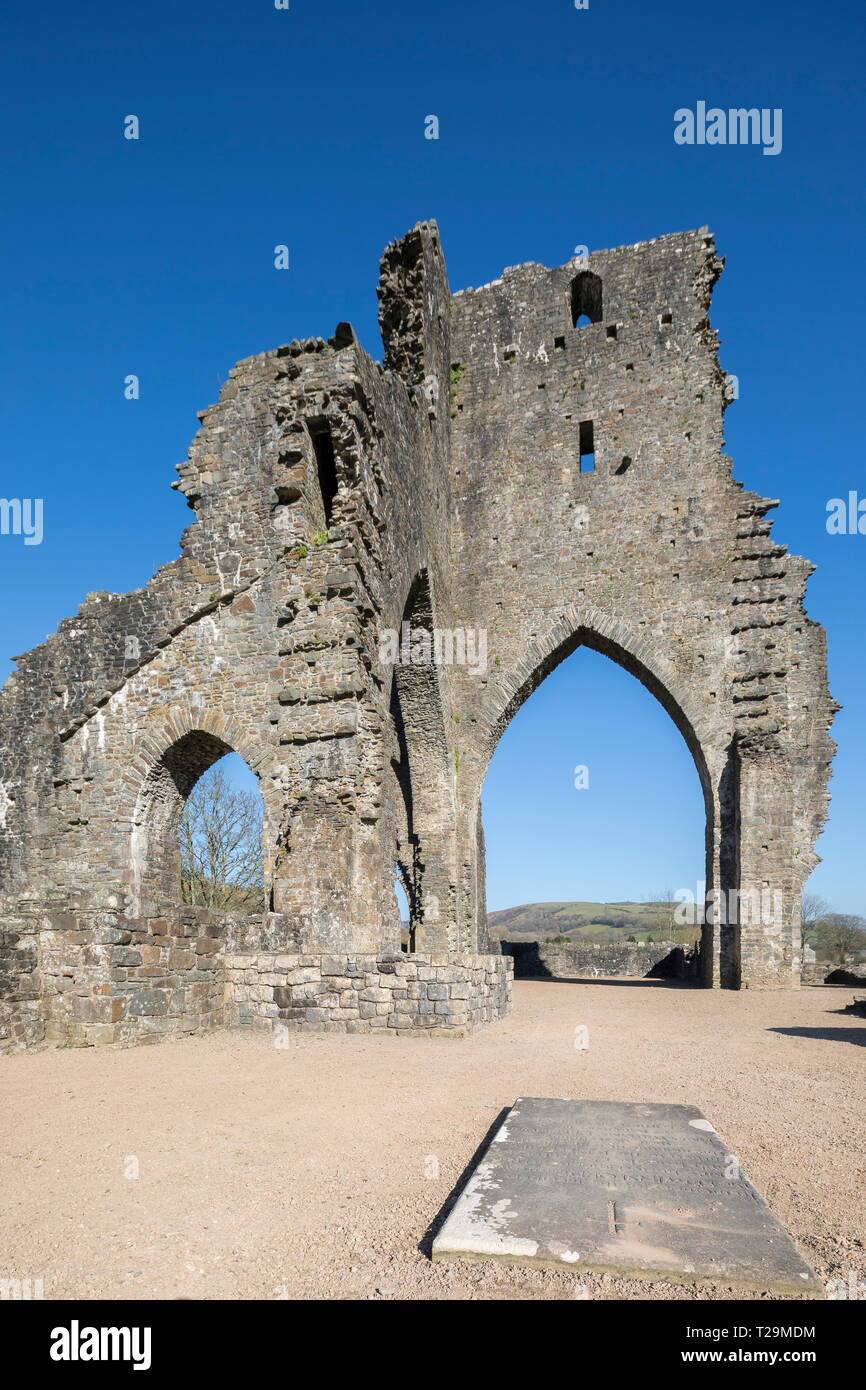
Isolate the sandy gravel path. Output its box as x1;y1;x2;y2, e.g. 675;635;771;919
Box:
1;979;863;1301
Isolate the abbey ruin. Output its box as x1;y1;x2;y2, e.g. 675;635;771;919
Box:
0;222;836;1051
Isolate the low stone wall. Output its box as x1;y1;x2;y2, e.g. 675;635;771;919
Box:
226;952;513;1036
0;903;303;1051
38;904;245;1048
0;903;512;1049
502;939;697;981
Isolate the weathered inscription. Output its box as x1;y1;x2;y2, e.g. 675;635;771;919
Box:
432;1098;823;1294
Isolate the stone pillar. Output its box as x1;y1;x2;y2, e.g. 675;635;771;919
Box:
736;750;798;988
411;830;455;953
272;795;390;954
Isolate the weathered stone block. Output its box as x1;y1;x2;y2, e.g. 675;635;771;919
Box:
128;990;169;1017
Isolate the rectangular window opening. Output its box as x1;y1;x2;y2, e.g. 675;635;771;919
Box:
579;419;595;473
308;419;338;525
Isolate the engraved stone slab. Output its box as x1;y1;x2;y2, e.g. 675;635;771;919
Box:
432;1098;822;1293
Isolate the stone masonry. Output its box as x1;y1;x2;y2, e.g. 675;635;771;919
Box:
0;222;835;1050
227;952;512;1037
503;939;696;982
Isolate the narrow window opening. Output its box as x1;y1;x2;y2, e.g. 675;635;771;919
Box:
614;456;632;475
660;311;673;326
395;871;413;952
606;324;617;340
579;419;595;473
308;419;338;526
554;335;566;350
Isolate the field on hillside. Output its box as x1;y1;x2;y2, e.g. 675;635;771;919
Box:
487;901;701;945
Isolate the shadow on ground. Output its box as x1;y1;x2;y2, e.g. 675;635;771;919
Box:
418;1107;510;1259
516;976;696;989
769;1026;866;1048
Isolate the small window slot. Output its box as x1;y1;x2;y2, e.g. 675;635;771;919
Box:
579;419;595;473
308;419;338;525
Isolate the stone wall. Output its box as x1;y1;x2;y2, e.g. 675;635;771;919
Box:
37;904;268;1048
0;916;42;1050
0;904;298;1050
800;943;818;984
503;939;696;981
445;233;836;987
0;901;511;1050
0;219;836;1052
226;951;513;1037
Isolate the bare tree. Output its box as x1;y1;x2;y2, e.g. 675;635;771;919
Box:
801;891;832;947
180;766;265;912
647;888;679;942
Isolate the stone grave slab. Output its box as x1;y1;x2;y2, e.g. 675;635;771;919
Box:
432;1098;822;1293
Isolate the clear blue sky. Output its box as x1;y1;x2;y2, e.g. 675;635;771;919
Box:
1;1;863;913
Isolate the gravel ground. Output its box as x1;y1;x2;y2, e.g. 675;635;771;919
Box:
1;979;863;1301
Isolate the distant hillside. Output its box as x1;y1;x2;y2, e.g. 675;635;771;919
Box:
487;901;700;945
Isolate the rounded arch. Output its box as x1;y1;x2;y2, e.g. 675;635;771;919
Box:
569;270;603;327
125;707;270;910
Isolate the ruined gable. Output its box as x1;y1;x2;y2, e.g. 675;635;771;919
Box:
0;222;834;1050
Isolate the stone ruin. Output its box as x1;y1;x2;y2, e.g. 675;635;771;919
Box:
0;221;835;1051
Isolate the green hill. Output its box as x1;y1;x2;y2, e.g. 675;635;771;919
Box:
487;900;700;945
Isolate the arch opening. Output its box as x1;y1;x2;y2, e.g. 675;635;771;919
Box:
180;754;265;913
477;628;718;978
570;270;603;327
132;732;265;912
